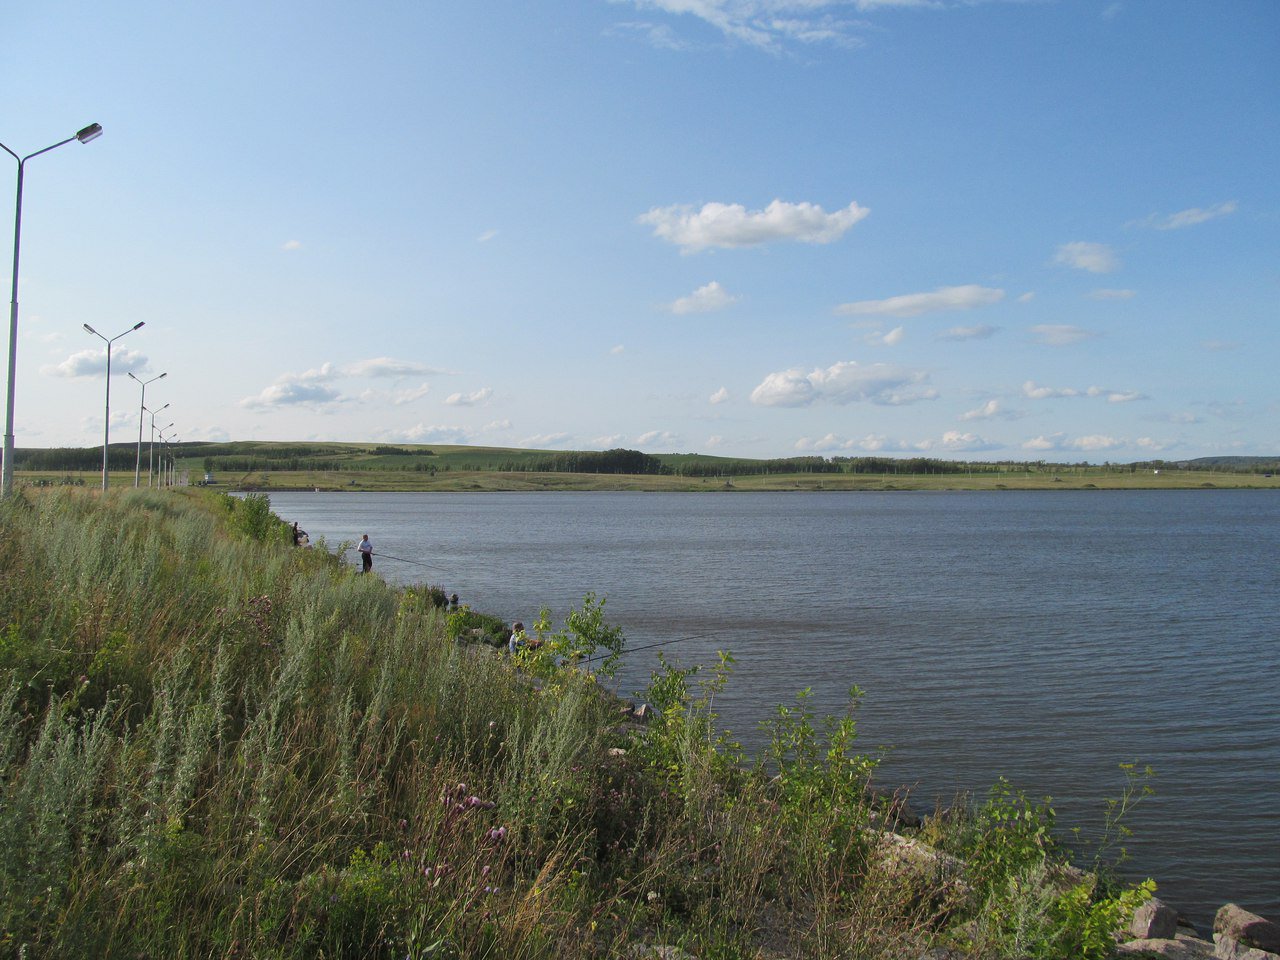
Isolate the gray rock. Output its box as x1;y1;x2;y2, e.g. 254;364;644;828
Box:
1214;934;1280;960
1116;935;1215;959
1131;898;1181;941
1216;905;1280;953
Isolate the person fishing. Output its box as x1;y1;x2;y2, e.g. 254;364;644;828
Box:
358;534;374;573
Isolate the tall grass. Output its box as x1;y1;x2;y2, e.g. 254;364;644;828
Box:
0;488;1152;959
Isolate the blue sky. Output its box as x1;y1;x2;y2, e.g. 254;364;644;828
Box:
4;0;1276;461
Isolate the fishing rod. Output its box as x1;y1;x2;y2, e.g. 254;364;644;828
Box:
343;547;452;572
618;632;722;656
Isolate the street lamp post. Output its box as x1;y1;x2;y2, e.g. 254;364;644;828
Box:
128;371;166;487
150;415;172;487
83;321;144;491
1;123;103;499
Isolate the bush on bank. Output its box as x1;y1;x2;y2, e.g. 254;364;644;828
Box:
0;487;1152;959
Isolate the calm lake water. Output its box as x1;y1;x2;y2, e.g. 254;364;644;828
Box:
267;489;1279;928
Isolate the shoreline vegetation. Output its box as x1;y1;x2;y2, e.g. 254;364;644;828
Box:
12;440;1280;492
0;487;1271;958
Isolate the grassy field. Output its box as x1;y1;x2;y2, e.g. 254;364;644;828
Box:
16;440;1278;492
19;466;1278;493
0;486;1158;958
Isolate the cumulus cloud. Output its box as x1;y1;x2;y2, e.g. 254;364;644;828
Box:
1023;380;1080;400
750;360;935;408
610;344;626;355
521;432;573;448
403;424;476;444
1052;241;1119;273
240;357;435;410
1089;288;1135;300
959;399;1003;421
445;387;493;407
670;280;739;314
1022;433;1126;453
477;229;500;243
282;240;302;251
1130;201;1238;231
636;429;680;448
484;419;513;432
1030;324;1097;346
42;348;149;378
709;386;730;404
639;198;868;253
240;381;343;409
836;284;1004;318
936;324;998;342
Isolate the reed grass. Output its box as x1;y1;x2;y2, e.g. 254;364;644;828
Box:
0;487;1153;959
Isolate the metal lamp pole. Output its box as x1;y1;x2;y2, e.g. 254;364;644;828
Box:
83;321;144;490
128;371;166;487
1;123;103;499
149;414;172;487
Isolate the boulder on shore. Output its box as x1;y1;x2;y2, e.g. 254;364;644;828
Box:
1215;904;1280;954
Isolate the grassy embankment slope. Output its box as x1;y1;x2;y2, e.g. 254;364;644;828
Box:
1;487;1155;958
19;440;1278;491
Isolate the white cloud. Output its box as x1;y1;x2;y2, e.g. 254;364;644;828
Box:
1023;380;1080;400
709;386;730;404
750;360;935;408
445;387;493;407
1131;201;1238;231
1021;433;1125;452
403;424;476;444
610;344;625;355
959;399;1003;421
521;432;573;448
705;435;725;447
936;324;998;342
1030;324;1097;346
343;357;435;378
865;326;905;347
1073;435;1124;451
1018;292;1035;303
483;419;513;432
636;429;680;448
1023;381;1141;404
594;433;627;447
639;198;868;252
42;348;149;378
935;430;997;452
794;433;855;452
670;280;739;314
477;229;500;243
1052;241;1120;274
282;239;302;251
240;381;343;409
1202;339;1240;351
616;0;942;51
393;383;431;405
836;284;1004;318
1088;288;1135;300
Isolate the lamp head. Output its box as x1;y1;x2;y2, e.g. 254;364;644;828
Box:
131;321;145;331
75;123;103;144
83;323;98;335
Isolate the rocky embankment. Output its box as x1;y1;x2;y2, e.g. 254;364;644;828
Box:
1113;901;1280;960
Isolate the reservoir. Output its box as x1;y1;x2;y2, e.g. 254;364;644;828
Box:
266;489;1279;928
